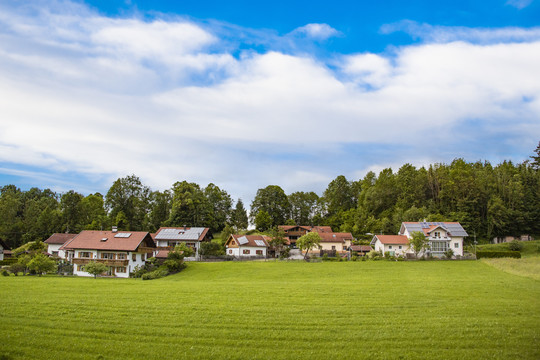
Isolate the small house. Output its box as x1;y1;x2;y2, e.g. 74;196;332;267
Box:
225;234;270;258
44;233;77;259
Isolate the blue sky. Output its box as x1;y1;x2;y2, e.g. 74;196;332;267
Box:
0;0;539;204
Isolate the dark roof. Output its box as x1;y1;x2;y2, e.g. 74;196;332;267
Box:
154;227;209;242
45;233;77;245
401;222;468;237
278;225;333;233
63;231;155;252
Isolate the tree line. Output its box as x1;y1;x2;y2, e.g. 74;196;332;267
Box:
1;144;539;248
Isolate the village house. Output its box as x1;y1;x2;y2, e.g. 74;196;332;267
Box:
399;222;467;257
0;238;9;261
278;225;354;254
225;234;270;258
153;227;210;260
63;230;156;278
371;235;410;256
492;234;534;244
44;233;77;259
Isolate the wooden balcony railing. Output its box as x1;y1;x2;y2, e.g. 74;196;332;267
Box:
72;258;129;267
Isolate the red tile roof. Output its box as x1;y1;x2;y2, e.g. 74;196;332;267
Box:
374;235;409;245
155;250;170;259
45;233;77;245
63;231;155;252
318;232;354;243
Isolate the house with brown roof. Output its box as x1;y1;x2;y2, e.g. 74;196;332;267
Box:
278;225;354;255
371;235;410;256
225;234;270;258
63;230;156;277
278;225;332;246
349;245;373;257
153;227;210;260
44;233;77;259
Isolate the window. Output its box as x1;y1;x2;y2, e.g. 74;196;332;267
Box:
431;241;449;252
79;252;91;258
101;253;115;260
398;246;402;250
331;246;336;250
117;253;126;260
454;242;459;248
116;266;126;273
242;249;250;255
434;231;440;238
256;250;263;255
229;249;233;254
132;254;137;262
389;245;393;249
141;253;145;261
52;251;59;256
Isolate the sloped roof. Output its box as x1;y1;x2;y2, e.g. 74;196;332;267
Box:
63;231;155;252
372;235;409;245
45;233;77;245
154;227;209;242
350;245;372;252
227;234;270;248
402;222;468;237
318;232;354;243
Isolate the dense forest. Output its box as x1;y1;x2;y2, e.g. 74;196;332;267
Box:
1;144;539;248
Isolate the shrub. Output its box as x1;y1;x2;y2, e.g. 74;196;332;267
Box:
8;263;25;276
322;253;329;261
444;248;454;259
2;270;9;276
351;255;358;262
508;240;523;252
141;267;169;280
279;248;290;259
476;251;521;259
0;258;17;266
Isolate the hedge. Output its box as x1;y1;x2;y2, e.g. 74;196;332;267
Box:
0;258;18;266
476;251;521;259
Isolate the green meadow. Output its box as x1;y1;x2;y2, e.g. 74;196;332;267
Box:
1;261;539;360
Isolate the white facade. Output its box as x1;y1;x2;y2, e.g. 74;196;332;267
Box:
0;244;4;261
399;223;465;257
72;249;148;278
47;243;66;259
227;246;267;258
372;239;408;256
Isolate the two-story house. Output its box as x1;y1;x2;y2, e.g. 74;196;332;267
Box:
44;233;77;259
153;227;210;260
63;230;156;278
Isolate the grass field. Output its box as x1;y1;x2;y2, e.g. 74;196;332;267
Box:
1;261;539;360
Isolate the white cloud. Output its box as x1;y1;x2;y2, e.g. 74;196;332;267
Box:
291;23;341;40
381;20;540;44
506;0;533;9
0;1;539;202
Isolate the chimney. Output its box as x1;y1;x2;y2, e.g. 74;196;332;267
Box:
183;225;187;230
112;226;118;233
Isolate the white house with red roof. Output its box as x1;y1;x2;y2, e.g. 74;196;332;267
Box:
44;233;77;259
225;234;270;258
63;230;155;278
371;235;410;256
371;222;468;258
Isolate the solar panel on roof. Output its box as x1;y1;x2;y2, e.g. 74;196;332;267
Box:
238;236;249;245
254;240;266;247
114;233;131;238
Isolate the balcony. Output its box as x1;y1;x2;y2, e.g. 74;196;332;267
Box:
72;258;129;267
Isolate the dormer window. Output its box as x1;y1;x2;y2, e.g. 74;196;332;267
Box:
434;231;440;238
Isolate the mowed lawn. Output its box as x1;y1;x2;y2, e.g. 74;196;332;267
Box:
0;261;539;360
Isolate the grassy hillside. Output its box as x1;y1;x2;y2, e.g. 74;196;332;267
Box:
471;240;540;257
0;261;539;360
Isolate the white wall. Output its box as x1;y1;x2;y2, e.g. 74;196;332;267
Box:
449;237;463;256
0;244;4;261
226;246;266;258
47;244;66;259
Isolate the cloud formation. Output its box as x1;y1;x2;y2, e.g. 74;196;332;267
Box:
0;1;539;202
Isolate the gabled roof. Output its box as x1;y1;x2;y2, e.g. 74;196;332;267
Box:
44;233;77;245
318;232;354;243
401;222;468;237
371;235;409;245
63;231;155;252
154;227;209;242
226;234;270;248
